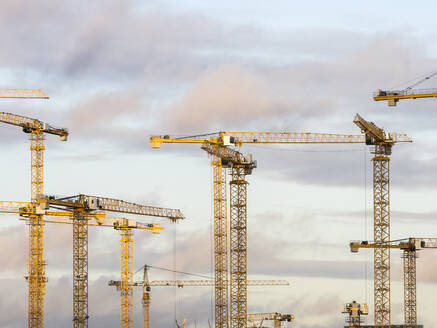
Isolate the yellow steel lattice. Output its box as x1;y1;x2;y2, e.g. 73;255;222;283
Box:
213;158;229;328
0;88;49;99
120;229;133;328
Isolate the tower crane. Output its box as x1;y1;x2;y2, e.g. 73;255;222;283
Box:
108;265;290;328
0;112;68;328
0;88;49;99
0;199;170;328
202;142;256;328
350;238;437;328
150;131;366;328
247;313;294;328
353;113;412;328
37;194;184;328
373;71;437;106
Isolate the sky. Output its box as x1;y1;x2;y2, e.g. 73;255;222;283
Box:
1;1;437;327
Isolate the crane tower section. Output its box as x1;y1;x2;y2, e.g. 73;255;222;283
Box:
353;114;411;328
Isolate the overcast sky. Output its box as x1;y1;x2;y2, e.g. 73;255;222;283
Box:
1;1;437;327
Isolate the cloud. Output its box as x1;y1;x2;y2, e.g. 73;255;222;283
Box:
0;1;225;82
164;65;286;132
0;225;26;271
67;91;145;131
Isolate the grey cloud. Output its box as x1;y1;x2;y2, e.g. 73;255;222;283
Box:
164;64;287;133
66;90;146;131
0;1;225;82
0;275;120;328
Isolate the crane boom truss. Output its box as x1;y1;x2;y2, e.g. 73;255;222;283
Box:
0;112;68;138
150;132;367;149
109;279;289;287
44;195;184;220
374;88;437;106
0;88;49;99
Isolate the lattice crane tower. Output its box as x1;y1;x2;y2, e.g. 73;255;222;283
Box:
353;113;412;327
0;111;67;328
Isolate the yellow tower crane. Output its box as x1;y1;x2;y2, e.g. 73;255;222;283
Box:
0;200;168;328
350;238;437;328
247;313;294;328
353;114;412;328
201;142;256;328
37;194;184;328
108;264;290;328
373;71;437;106
0;112;68;328
150;131;376;328
150;131;367;328
0;88;49;99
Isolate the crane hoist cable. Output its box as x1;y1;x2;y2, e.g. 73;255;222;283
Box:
388;70;437;91
134;264;213;279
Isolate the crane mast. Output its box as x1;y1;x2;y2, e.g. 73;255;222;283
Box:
213;156;229;328
202;142;256;328
353;113;411;328
0;111;67;328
